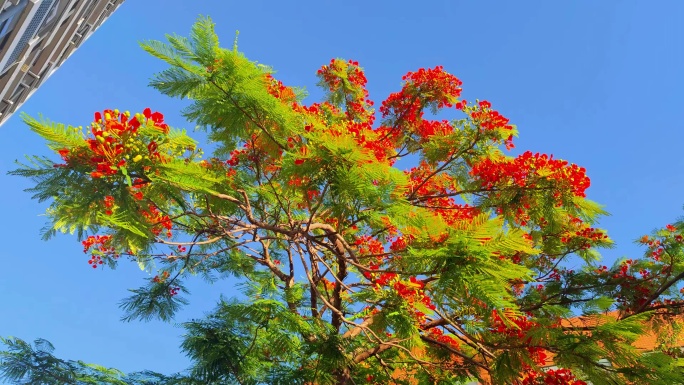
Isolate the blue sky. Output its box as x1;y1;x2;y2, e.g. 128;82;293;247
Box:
1;0;684;376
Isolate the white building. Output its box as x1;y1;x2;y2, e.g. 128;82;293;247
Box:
0;0;125;126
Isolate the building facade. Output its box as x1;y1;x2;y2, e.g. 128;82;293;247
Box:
0;0;125;127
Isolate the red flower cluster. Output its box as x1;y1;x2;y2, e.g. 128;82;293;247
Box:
140;205;173;238
81;235;115;269
471;151;591;198
646;237;666;262
405;162;479;225
313;60;401;166
347;61;367;88
317;59;373;120
264;73;297;103
468;100;515;149
366;270;437;317
355;235;386;257
389;236;407;252
103;195;115;216
393;276;436;312
613;259;635;279
426;327;459;349
470;100;513;131
517;368;586;385
640;226;684;262
380;66;463;120
415;119;454;139
152;272;180;296
406;161;456;195
341;121;379;160
559;218;608;249
139;107;169;133
378;66;462;149
60;109;170;179
82;234;112;253
225;134;275;169
287;175;310;188
317;59;368;92
430;199;478;226
152;271;170;283
490;311;549;365
490;311;538;339
87;110;128;178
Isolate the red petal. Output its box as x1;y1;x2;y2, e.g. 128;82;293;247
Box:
150;111;164;123
129;116;141;129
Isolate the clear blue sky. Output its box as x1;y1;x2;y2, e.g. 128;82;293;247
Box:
1;0;684;376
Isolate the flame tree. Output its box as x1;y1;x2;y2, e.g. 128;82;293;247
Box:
4;17;684;385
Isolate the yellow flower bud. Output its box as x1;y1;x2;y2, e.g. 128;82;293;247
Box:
133;154;143;162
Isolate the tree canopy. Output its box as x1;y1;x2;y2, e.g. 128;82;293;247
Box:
4;16;684;385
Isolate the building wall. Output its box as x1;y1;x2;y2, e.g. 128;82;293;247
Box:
0;0;125;127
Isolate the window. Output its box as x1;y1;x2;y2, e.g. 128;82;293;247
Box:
39;0;60;30
4;0;56;70
9;84;26;103
0;101;11;116
31;47;44;66
38;63;52;80
0;34;11;52
20;75;36;88
29;36;43;53
0;18;9;37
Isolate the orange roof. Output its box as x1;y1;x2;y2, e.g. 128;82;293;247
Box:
560;311;684;351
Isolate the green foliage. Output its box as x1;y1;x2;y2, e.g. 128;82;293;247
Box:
119;278;189;322
0;337;177;384
7;15;684;385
